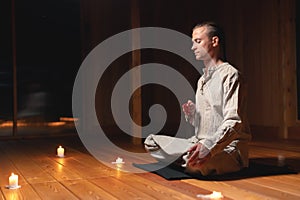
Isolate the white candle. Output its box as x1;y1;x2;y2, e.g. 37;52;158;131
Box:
57;146;65;157
115;157;123;164
196;191;224;199
210;191;223;199
112;157;125;170
9;173;18;188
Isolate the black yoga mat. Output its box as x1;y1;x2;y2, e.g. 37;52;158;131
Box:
133;158;298;181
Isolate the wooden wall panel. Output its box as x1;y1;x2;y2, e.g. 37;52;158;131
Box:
243;1;281;126
278;0;297;137
214;0;297;139
80;0;298;140
80;0;131;132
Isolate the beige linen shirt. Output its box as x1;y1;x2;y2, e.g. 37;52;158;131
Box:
189;62;251;167
144;62;251;173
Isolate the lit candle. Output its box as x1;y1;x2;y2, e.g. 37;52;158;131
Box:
116;157;124;169
196;191;224;199
112;157;125;169
57;146;65;157
9;173;18;188
115;157;124;164
210;191;223;199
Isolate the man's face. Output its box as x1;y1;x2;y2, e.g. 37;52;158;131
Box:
191;26;213;61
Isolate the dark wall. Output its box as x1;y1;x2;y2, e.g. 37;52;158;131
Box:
0;0;82;137
81;0;298;140
1;0;297;139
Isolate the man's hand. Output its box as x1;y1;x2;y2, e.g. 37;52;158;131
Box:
182;100;195;122
187;143;211;167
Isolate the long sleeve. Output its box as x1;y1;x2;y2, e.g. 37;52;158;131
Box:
207;73;246;156
194;63;251;157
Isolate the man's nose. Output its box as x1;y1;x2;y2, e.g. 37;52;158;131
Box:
191;44;196;51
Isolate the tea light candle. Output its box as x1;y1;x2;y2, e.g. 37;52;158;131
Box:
112;157;125;169
116;157;124;169
210;191;223;199
196;191;224;199
112;157;125;164
115;157;124;164
57;146;65;157
9;173;18;188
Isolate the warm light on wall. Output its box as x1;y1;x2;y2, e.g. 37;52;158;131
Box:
59;117;78;122
48;122;66;127
0;118;75;127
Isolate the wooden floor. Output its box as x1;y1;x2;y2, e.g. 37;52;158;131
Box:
0;135;299;200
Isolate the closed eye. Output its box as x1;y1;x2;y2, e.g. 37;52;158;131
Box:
194;39;201;44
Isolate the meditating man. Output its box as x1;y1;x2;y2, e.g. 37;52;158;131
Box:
144;22;251;176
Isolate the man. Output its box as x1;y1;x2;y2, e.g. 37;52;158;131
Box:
144;22;251;176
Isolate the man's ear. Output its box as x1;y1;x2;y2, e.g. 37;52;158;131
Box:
211;36;219;47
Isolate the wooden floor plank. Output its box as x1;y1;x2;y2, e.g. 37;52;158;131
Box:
1;184;42;200
31;182;78;200
137;172;213;198
0;136;299;200
30;140;123;179
12;140;84;182
53;155;119;179
242;176;300;196
117;173;202;200
0;143;56;184
91;177;160;199
58;136;158;173
0;190;5;200
62;179;119;200
226;179;300;200
267;173;300;183
183;179;278;200
0;148;42;199
62;145;157;174
0;149;24;186
13;139;117;180
31;156;83;182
